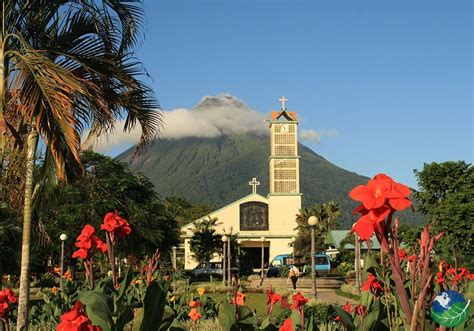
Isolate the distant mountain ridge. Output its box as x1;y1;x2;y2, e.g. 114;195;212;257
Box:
116;94;424;228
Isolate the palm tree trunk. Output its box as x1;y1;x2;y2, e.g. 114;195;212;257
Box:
16;124;38;331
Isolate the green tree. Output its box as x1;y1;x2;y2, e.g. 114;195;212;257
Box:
165;197;215;227
189;217;223;269
414;161;474;265
294;202;341;258
0;2;160;327
35;151;180;261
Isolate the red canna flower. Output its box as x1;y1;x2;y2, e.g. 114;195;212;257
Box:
355;304;367;317
188;300;201;308
349;175;392;209
361;273;383;294
0;288;17;319
101;211;131;239
188;308;202;322
57;301;102;331
398;249;407;261
231;292;246;306
279;318;294;331
436;271;445;285
72;224;107;260
267;288;282;306
407;255;416;264
291;292;309;310
342;302;354;314
446;267;456;275
350;174;411;241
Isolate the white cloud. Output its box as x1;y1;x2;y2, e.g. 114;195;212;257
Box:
85;94;338;154
300;129;339;144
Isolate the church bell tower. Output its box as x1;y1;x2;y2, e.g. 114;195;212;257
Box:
268;96;301;196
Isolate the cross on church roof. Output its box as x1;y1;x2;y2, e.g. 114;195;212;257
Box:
279;96;288;110
249;177;260;194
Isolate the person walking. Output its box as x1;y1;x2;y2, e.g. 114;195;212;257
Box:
288;265;300;290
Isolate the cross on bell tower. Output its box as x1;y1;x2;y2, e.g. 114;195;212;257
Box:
249;177;260;194
279;96;288;110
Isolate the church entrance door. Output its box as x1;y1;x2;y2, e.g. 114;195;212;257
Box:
240;247;269;274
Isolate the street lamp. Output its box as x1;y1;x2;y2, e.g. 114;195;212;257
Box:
290;237;296;264
237;239;242;272
225;227;232;286
222;235;228;286
172;246;177;271
308;216;318;299
260;236;266;280
59;233;67;291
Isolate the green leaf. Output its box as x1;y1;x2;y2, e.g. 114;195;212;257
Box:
332;305;355;330
218;302;237;329
117;267;133;302
431;301;471;328
238;305;257;325
78;291;114;331
290;309;301;327
116;305;134;331
139;281;168;331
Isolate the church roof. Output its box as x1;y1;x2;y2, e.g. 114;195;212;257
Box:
327;230;381;250
271;110;297;121
180;192;269;230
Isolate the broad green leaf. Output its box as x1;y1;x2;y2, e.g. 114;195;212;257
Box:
117;267;133;302
218;302;237;329
78;291;114;331
139;281;168;331
431;301;471;328
238;305;257;325
290;309;301;327
131;308;144;331
116;305;134;331
332;305;355;330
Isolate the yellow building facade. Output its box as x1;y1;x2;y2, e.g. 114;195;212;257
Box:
181;98;302;270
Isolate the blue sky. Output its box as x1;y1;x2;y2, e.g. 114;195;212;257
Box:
125;0;472;188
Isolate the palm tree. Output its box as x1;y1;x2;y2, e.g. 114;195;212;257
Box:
323;201;341;231
294;205;328;256
189;216;223;270
0;2;161;329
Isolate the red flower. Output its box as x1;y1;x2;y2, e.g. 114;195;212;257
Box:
0;289;17;304
342;302;354;314
188;300;201;308
57;301;101;331
279;318;294;331
188;308;202;322
361;273;383;294
101;211;131;239
355;304;367;317
350;175;392;209
446;267;456;275
231;292;246;306
267;288;282;306
407;255;416;264
350;174;412;241
72;225;107;260
291;292;309;310
0;288;17;319
398;249;407;261
436;271;445;285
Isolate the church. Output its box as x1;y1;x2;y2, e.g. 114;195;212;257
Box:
180;97;302;270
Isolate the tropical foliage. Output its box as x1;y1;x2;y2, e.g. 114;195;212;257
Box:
0;1;161;327
294;201;341;257
189;217;223;269
414;161;473;267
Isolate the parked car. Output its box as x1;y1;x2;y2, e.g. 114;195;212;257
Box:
191;262;223;279
304;253;331;275
191;262;239;280
269;253;332;277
